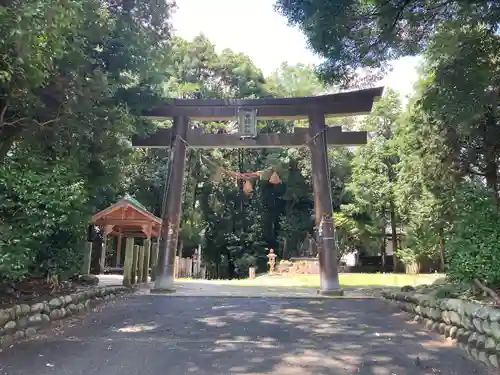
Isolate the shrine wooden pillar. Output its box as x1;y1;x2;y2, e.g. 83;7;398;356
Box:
131;245;139;285
152;115;189;292
137;245;145;283
82;225;93;275
99;233;107;274
116;233;123;267
150;239;159;281
99;225;113;274
123;237;135;287
308;111;342;295
142;236;152;283
82;242;92;275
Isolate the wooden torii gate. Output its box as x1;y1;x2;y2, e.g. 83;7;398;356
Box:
132;86;383;295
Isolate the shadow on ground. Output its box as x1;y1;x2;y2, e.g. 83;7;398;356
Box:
142;279;402;298
0;294;492;375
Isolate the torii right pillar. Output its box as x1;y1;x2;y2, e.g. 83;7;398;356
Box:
308;111;343;296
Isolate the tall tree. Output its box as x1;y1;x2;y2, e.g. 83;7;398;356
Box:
0;0;174;281
265;62;326;97
345;90;402;268
274;0;499;83
418;25;500;201
394;25;500;274
125;35;270;277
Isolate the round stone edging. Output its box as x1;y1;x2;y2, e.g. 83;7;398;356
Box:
0;285;133;349
381;290;500;370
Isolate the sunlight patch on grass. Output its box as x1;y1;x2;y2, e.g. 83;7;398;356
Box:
340;273;444;287
177;273;444;288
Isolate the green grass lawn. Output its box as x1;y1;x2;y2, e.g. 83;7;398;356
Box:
297;273;443;287
179;273;444;288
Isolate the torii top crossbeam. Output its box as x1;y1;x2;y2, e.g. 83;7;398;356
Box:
145;87;383;120
133;87;383;149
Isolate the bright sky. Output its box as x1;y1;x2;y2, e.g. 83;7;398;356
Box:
171;0;421;100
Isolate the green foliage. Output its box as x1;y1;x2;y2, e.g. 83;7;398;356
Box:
430;284;460;299
265;62;325;97
391;22;500;274
333;211;374;258
3;0;500;288
419;24;500;197
274;0;499;84
0;155;88;281
235;253;257;273
126;51;366;274
344;90;402;261
392;100;452;269
446;183;500;286
0;0;174;282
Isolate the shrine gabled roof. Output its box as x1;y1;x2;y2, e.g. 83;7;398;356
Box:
122;193;150;213
91;194;162;224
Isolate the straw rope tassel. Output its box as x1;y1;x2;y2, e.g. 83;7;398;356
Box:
269;171;281;184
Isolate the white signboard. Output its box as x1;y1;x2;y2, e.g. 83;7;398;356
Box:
238;108;257;136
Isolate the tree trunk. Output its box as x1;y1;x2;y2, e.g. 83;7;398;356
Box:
483;109;499;204
386;161;399;272
380;221;386;272
0;125;22;162
176;239;183;278
485;159;499;205
389;199;398;272
238;149;245;246
177;239;183;259
473;279;500;305
439;233;446;272
215;253;220;279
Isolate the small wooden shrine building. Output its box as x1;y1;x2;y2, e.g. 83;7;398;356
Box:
87;194;162;286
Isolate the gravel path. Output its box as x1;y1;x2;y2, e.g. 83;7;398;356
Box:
0;292;493;375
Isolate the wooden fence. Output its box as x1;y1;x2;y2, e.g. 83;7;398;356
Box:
175;256;192;278
121;240;204;287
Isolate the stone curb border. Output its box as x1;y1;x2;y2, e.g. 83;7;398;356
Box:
0;285;132;348
382;290;500;370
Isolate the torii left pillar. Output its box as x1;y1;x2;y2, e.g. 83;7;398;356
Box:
151;115;189;293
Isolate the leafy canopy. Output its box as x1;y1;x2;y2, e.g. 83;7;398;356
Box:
274;0;499;83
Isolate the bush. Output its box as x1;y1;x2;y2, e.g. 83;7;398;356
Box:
0;157;89;282
446;183;500;287
396;247;418;266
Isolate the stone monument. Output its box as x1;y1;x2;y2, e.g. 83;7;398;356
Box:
300;233;318;257
279;233;319;275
